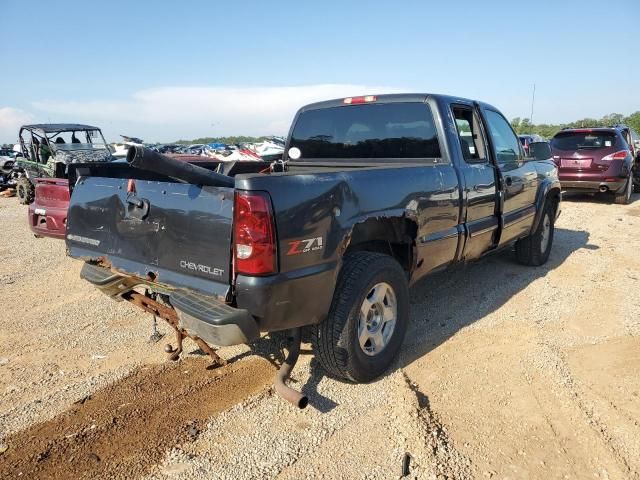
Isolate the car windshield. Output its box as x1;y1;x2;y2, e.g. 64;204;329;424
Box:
289;102;441;159
551;132;617;150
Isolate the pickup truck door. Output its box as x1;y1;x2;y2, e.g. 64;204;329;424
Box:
450;104;499;260
481;108;538;246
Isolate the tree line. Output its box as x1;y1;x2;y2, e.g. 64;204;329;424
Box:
174;136;266;145
175;111;640;145
511;111;640;139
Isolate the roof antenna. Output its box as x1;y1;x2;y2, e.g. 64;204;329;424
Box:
529;83;536;134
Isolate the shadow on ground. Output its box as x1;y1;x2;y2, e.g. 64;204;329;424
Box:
561;190;640;205
276;227;597;411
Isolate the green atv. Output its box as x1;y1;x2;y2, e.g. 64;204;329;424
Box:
13;124;113;204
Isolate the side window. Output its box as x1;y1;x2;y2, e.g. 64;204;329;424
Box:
452;106;487;163
484;110;522;163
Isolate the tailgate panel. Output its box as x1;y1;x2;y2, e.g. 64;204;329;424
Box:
67;177;234;290
34;178;70;207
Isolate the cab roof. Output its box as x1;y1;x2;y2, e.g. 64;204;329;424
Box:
297;93;498;113
20;124;101;133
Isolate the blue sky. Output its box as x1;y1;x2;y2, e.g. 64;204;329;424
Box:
1;0;638;143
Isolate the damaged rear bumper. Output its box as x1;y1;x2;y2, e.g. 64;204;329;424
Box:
81;263;259;346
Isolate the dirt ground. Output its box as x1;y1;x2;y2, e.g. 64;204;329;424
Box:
0;193;638;479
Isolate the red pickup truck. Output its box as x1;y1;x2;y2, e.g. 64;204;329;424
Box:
28;178;70;239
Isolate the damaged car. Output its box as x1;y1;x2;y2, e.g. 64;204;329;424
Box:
65;93;561;408
0;147;17;190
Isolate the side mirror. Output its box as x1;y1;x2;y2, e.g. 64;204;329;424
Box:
528;141;552;161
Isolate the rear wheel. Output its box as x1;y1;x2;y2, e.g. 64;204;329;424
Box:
614;173;633;205
313;252;409;382
16;177;34;205
515;201;555;266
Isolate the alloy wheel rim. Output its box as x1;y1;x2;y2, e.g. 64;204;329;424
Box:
357;282;397;356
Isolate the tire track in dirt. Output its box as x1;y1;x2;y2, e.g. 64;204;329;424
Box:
0;357;275;480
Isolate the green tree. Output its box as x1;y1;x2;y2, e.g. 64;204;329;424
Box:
519;118;532;134
174;136;265;145
625;111;640;133
602;113;625;126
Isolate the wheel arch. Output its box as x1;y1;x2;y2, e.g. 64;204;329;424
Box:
531;179;561;233
341;215;418;274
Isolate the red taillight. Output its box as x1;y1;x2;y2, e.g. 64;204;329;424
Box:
233;191;276;275
343;95;376;104
601;150;630;161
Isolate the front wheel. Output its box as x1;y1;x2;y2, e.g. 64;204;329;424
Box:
515;201;555;266
16;177;35;205
313;252;409;382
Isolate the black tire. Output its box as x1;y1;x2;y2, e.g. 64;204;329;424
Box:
614;173;633;204
515;201;555;266
16;177;35;205
313;252;409;382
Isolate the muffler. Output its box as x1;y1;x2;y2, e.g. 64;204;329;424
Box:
599;185;608;193
274;328;308;409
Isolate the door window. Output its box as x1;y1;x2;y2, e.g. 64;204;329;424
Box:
452;106;487;162
484;110;522;163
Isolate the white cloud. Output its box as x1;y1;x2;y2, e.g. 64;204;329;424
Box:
0;107;35;144
29;84;403;143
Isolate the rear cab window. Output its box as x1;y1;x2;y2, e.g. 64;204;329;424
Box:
289;102;441;160
551;132;617;151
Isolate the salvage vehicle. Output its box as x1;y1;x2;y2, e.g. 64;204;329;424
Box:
28;178;70;239
13;124;113;204
551;126;637;203
65;94;561;408
628;127;640;192
0;147;17;190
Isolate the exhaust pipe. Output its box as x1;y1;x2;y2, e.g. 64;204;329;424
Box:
126;146;234;188
599;185;608;193
274;328;308;409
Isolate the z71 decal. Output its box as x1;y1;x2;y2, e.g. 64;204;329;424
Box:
287;236;324;255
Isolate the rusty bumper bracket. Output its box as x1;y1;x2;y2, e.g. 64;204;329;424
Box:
123;291;226;367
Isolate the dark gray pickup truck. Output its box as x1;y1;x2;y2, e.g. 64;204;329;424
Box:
66;94;560;407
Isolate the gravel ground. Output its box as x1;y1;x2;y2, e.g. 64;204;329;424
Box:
0;192;639;479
